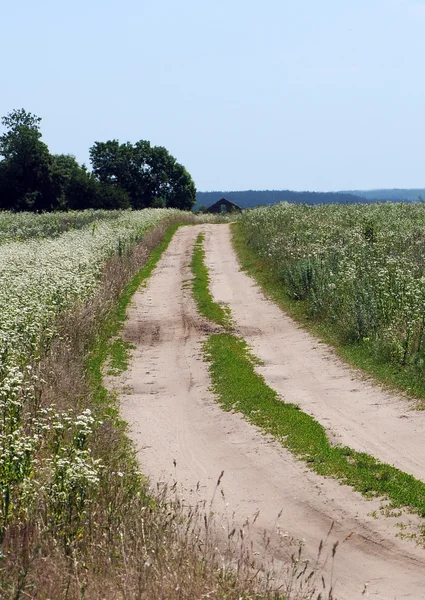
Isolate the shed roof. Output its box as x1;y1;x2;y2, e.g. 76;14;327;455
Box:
205;197;242;213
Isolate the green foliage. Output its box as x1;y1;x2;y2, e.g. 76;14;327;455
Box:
0;112;95;212
191;233;232;328
205;332;425;516
0;109;42;159
0;109;58;211
107;339;135;375
0;360;103;552
0;108;196;212
90;139;196;210
234;203;425;399
238;203;425;371
0;209;125;242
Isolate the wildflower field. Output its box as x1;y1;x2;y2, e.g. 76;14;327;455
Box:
0;209;177;369
238;202;425;395
0;208;185;596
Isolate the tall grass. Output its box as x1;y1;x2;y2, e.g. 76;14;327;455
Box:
0;216;189;597
237;202;425;398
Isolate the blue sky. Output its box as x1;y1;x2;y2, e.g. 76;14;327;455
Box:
2;0;425;191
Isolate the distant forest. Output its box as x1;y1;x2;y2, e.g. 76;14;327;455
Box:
343;189;425;202
196;189;425;210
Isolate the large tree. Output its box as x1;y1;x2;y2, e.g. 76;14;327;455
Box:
89;139;196;210
0;109;58;211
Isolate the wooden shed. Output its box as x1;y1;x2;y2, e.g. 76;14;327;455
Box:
205;198;242;214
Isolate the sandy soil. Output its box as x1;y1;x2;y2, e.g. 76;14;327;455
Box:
115;224;425;600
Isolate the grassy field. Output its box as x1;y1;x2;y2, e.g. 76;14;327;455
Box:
234;202;425;401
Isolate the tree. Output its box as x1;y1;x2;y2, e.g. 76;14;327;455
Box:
53;157;130;211
89;139;196;210
0;109;195;212
51;154;85;209
164;162;196;210
97;182;130;209
0;109;57;211
0;109;42;160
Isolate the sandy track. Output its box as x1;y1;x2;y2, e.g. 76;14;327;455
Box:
116;225;425;600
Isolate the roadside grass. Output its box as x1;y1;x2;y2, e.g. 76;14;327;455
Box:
190;227;425;522
231;222;425;403
94;222;181;380
107;338;135;375
191;232;232;328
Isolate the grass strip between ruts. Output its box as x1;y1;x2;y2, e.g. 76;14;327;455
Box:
191;232;232;328
204;333;425;518
190;227;425;519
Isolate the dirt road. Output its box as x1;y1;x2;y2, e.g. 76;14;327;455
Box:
116;224;425;600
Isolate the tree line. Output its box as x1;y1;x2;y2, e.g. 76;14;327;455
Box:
196;189;374;209
0;109;196;212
